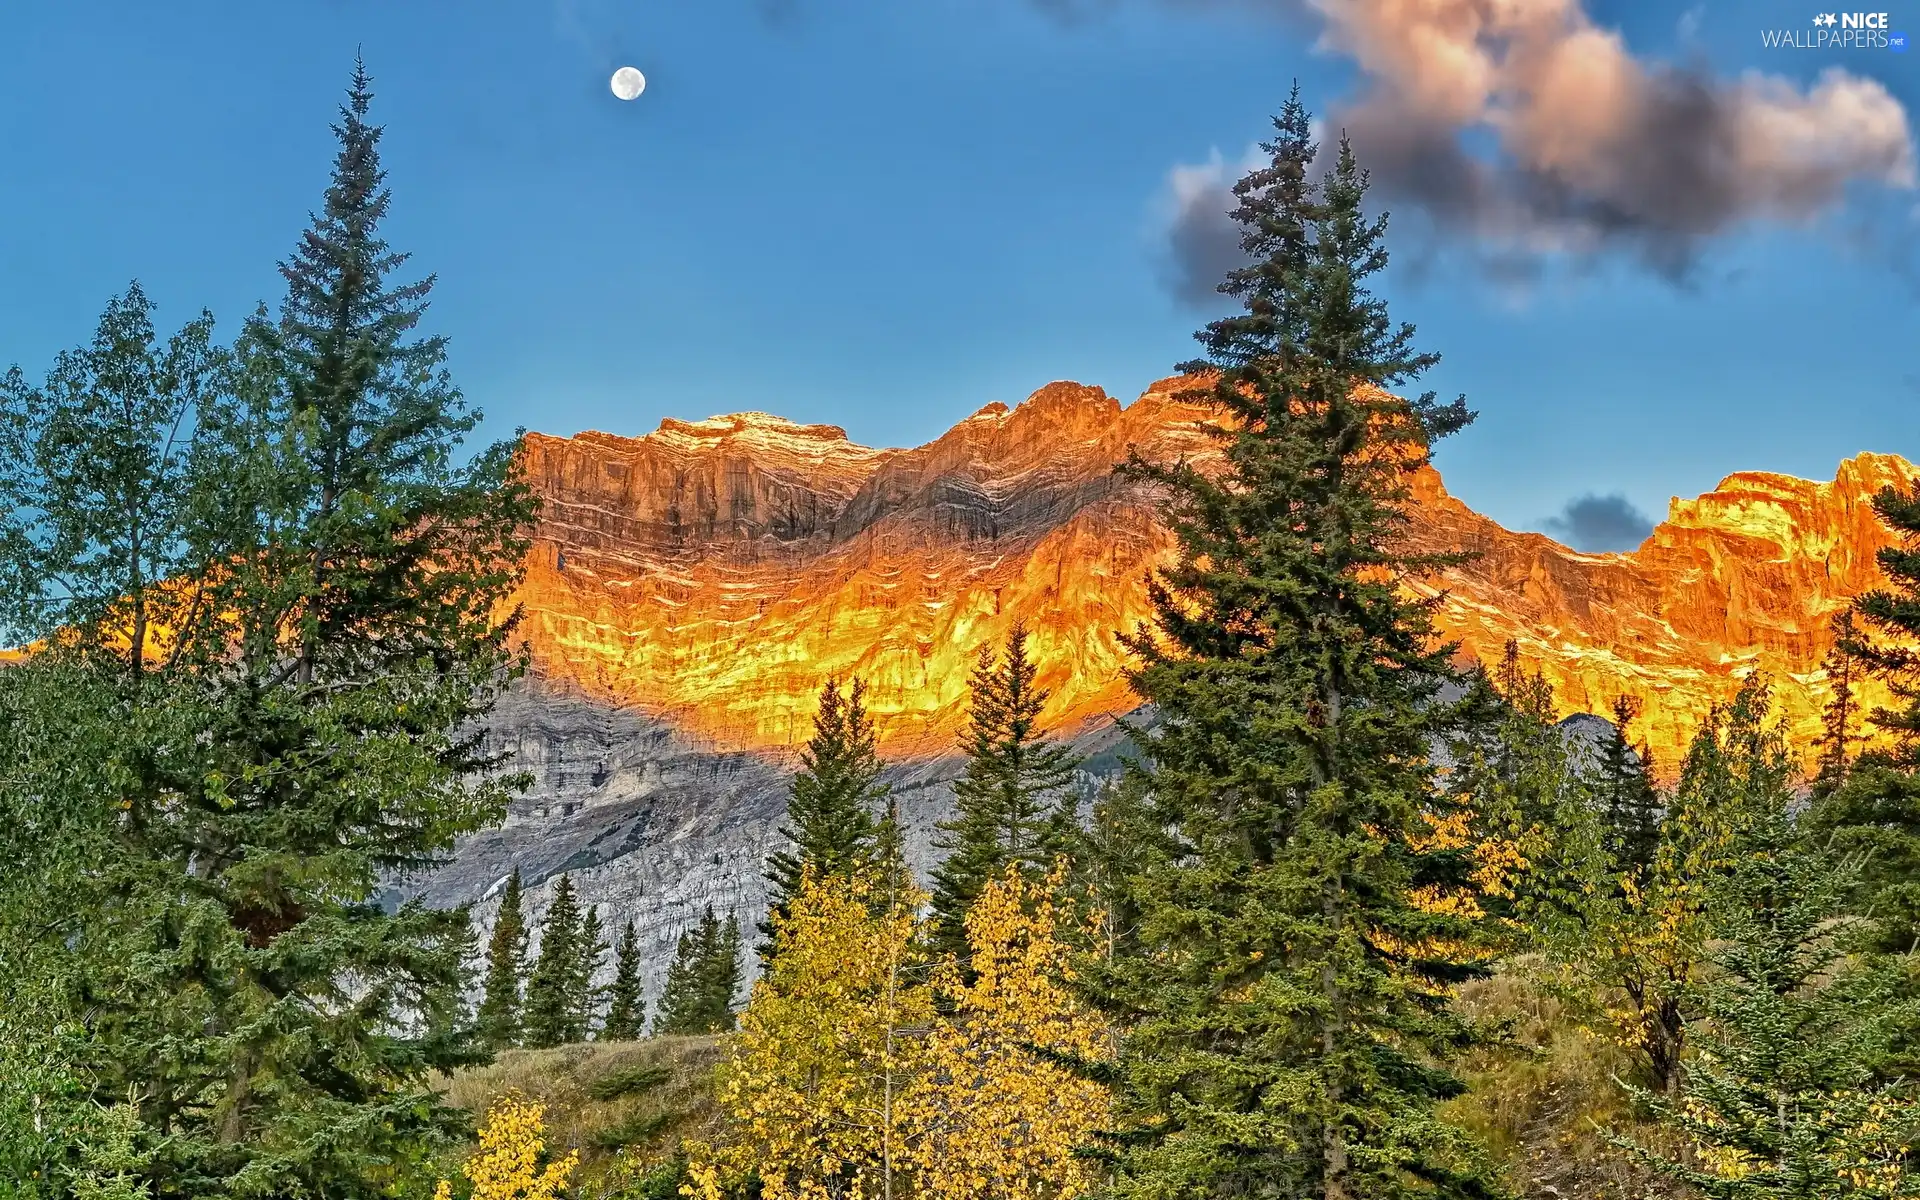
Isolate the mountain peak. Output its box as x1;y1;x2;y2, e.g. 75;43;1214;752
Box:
513;379;1917;772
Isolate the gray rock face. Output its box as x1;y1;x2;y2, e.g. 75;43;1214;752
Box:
405;682;1609;1017
403;681;1130;1013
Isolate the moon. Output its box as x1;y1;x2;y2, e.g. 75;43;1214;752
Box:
610;66;646;102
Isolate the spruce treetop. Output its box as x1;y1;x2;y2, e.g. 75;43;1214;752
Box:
1091;87;1496;1199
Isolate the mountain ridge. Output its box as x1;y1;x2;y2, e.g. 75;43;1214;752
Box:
414;380;1915;1006
511;376;1916;771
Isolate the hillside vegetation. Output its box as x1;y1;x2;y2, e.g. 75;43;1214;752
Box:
10;66;1920;1200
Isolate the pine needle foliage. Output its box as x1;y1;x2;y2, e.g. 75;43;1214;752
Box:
762;678;890;958
601;921;646;1042
577;905;609;1039
1545;678;1781;1098
1814;610;1868;796
1438;644;1591;937
523;876;586;1049
477;869;530;1050
1810;492;1920;955
930;623;1081;963
654;909;742;1036
0;58;535;1198
1084;86;1497;1199
1626;718;1920;1198
1852;483;1920;762
1595;695;1663;878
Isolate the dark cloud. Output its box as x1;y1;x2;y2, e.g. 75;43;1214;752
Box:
1163;153;1252;307
1542;493;1655;553
1151;0;1915;287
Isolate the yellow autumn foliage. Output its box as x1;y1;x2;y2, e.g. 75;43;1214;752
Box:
685;869;934;1200
686;864;1115;1200
436;1093;578;1200
906;864;1114;1200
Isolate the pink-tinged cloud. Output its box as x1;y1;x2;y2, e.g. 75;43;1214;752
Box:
1153;0;1916;285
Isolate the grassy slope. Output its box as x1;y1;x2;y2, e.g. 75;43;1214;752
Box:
436;1035;727;1198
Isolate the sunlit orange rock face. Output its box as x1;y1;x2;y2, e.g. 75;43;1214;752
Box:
1402;452;1918;771
512;378;1916;772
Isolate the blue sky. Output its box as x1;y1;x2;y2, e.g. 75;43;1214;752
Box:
1;0;1915;547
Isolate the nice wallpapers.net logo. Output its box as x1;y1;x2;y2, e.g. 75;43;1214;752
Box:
1764;11;1909;48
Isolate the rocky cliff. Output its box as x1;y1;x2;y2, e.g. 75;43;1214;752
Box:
510;376;1913;771
420;378;1915;1007
1402;454;1916;774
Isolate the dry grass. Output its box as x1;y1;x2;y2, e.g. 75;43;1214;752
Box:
1443;966;1691;1200
434;1035;728;1197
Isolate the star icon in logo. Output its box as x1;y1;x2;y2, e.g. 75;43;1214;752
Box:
1814;11;1838;25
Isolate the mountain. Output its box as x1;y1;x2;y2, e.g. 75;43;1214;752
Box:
511;375;1914;773
418;378;1915;1006
1400;451;1916;773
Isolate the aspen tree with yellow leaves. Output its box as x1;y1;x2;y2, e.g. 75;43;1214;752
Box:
685;869;933;1200
435;1094;578;1200
907;864;1113;1200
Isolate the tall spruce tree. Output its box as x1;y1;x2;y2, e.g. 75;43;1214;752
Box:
576;904;609;1040
1440;643;1587;929
1854;482;1920;757
1595;694;1663;877
655;916;710;1036
1810;483;1920;954
929;623;1081;960
475;868;529;1049
0;62;536;1198
1629;676;1790;1094
602;921;645;1041
707;912;743;1032
1085;87;1497;1199
761;678;889;956
523;875;586;1048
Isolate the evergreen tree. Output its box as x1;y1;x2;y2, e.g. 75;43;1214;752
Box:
1071;771;1172;967
1440;644;1587;930
0;61;536;1197
576;904;609;1040
1809;484;1920;955
601;921;646;1041
1594;694;1663;877
762;678;889;957
1629;730;1920;1197
655;908;740;1035
706;912;744;1033
1814;609;1866;796
1614;676;1789;1095
929;623;1081;961
475;868;529;1049
524;875;586;1048
655;916;710;1036
1084;88;1497;1198
871;797;915;909
1853;483;1920;758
